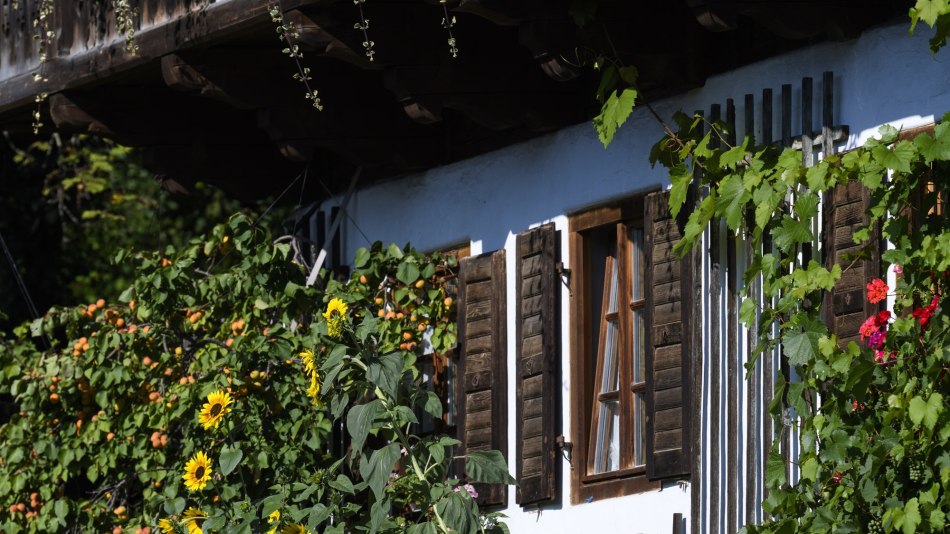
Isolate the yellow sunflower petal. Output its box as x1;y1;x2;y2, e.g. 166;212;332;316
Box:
197;390;232;430
182;451;213;491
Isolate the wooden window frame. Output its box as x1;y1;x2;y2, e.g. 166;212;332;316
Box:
569;197;660;504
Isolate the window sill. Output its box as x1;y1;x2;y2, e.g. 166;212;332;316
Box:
571;469;659;504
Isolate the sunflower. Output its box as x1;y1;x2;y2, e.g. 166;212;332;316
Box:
266;509;281;534
157;518;175;534
299;349;322;405
182;507;207;534
322;298;348;338
198;390;232;430
300;349;316;374
182;451;213;491
281;524;311;534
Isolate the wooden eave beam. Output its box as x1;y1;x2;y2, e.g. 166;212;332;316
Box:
0;0;327;119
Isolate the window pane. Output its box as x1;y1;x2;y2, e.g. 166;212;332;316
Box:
632;310;645;383
602;320;620;392
633;392;646;467
607;252;619;313
629;227;644;300
592;399;621;473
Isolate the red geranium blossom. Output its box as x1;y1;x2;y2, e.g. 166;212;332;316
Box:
912;295;940;329
866;278;888;304
859;310;891;339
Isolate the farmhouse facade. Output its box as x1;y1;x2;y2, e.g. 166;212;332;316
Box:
1;1;948;532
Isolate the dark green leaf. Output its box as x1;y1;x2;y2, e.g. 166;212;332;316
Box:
359;444;402;500
465;450;516;485
347;400;380;454
366;352;405;400
219;444;244;476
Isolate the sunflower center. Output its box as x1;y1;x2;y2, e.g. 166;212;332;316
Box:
195;466;206;479
330;310;340;318
210;403;222;417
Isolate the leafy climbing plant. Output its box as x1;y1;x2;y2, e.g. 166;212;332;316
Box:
650;110;950;532
0;215;513;533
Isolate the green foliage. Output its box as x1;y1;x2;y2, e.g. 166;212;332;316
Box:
0;217;511;533
0;134;243;330
910;0;950;53
655;111;950;532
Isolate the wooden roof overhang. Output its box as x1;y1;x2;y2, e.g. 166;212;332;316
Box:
0;0;906;201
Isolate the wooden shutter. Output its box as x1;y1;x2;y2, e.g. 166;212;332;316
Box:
515;224;560;505
457;250;508;507
822;181;880;345
644;191;693;480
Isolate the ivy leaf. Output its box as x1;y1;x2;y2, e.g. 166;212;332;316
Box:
765;447;787;488
359;443;402;500
594;88;638;148
871;140;915;173
219;444;244;476
772;216;813;252
914;127;950;162
717;174;749;230
366;352;405;400
465;450;516;485
668;164;692;218
908;392;943;430
897;498;921;534
784;330;820;367
910;0;950;29
720;138;749;169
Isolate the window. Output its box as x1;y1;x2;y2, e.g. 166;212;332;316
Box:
569;192;693;503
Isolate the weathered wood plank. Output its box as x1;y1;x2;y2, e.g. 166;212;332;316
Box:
710;218;723;534
727;233;738;534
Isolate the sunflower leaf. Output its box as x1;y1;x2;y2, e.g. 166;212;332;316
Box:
219;444;243;476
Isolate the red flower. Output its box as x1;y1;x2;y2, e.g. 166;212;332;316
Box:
875;310;891;325
866;279;888;304
912;295;940;329
832;471;843;484
852;400;865;412
859;310;891;340
874;350;896;365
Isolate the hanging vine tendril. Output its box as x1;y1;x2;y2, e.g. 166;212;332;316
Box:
440;1;458;58
112;0;140;55
270;2;324;110
29;0;54;134
353;0;375;62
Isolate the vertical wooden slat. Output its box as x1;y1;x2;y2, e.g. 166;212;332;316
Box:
645;191;693;480
781;84;792;147
745;239;759;526
711;104;722;150
709;218;722;534
726;231;738;534
515;224;560;506
801;77;814;166
726;98;737;147
822;71;834;157
458;250;508;507
762;88;773;146
744;94;755;145
690;112;705;534
762;231;774;504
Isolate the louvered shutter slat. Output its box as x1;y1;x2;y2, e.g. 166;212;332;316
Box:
644;191;693;480
822;181;880;344
457;250;507;507
515;224;560;505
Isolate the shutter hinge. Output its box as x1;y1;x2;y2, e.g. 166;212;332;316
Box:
556;434;573;464
555;262;572;297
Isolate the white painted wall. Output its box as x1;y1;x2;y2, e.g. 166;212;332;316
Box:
322;19;950;534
